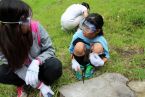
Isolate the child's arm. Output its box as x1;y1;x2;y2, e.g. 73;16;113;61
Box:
102;57;108;63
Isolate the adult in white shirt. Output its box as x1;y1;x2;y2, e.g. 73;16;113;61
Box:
61;2;90;32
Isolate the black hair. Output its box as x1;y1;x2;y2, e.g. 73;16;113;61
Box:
85;13;104;36
0;0;32;22
81;2;90;10
0;0;33;70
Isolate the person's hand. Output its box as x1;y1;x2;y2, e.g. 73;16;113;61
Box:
25;59;40;87
38;83;54;97
89;52;104;67
71;59;80;71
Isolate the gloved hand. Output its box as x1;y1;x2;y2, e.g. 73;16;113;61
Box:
72;58;81;71
89;52;104;67
38;82;54;97
25;59;40;87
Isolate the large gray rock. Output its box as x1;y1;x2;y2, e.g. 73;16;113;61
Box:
128;81;145;97
59;73;136;97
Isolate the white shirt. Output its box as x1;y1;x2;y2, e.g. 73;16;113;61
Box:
61;4;87;21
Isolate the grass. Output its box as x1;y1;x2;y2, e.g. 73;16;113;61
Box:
0;0;145;97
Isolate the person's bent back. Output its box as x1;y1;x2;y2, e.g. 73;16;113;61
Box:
61;2;90;32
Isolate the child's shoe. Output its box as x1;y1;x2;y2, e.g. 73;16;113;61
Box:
75;65;84;80
85;64;94;78
17;86;27;97
75;71;82;80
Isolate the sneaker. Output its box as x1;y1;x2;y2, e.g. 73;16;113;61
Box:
47;92;53;97
39;92;53;97
75;65;84;80
85;64;94;78
75;71;82;80
17;86;27;97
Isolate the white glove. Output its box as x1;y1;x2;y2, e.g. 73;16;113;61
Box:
25;59;40;87
71;59;80;71
38;82;54;97
89;53;104;67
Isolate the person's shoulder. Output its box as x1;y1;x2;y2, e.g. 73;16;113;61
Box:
94;35;105;40
75;29;83;34
73;29;83;37
97;35;108;43
31;20;39;31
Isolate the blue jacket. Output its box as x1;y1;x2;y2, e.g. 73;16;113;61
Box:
69;30;110;59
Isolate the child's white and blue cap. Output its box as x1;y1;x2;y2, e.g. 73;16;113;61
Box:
80;19;97;33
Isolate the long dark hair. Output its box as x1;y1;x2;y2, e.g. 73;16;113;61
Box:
85;13;104;36
0;0;33;70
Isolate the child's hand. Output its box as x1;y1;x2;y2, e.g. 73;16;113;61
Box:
25;59;40;87
38;82;54;97
71;59;81;71
89;52;104;67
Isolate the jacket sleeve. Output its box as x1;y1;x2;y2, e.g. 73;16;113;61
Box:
36;24;55;64
14;65;28;80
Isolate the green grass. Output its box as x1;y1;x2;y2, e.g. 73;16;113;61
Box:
0;0;145;97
